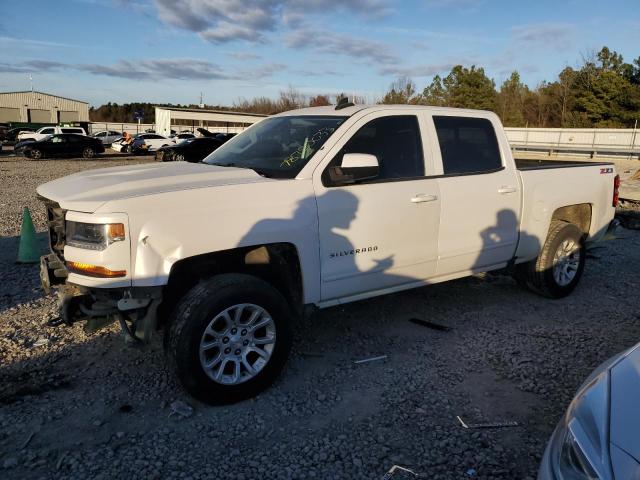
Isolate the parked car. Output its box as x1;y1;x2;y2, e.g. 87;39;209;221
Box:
197;127;221;138
2;127;36;145
93;130;122;145
37;104;618;405
18;126;87;142
155;136;223;162
170;132;196;144
215;133;236;143
130;133;170;153
195;128;236;143
22;133;104;159
110;136;129;152
539;341;640;479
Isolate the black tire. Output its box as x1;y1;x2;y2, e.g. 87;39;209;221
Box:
514;220;585;298
174;153;185;162
82;147;95;159
125;145;132;154
166;273;293;405
29;149;43;160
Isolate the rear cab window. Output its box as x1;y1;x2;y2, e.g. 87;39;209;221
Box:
433;116;502;175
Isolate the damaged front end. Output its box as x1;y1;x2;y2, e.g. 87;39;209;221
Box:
39;199;161;343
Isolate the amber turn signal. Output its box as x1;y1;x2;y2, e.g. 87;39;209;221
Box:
107;223;126;242
67;261;126;278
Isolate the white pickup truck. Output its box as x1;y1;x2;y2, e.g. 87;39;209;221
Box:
37;104;619;404
18;125;87;142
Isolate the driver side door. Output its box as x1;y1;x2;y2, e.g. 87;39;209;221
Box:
47;135;67;156
313;112;441;303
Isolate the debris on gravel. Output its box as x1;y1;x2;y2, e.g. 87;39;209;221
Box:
1;156;639;479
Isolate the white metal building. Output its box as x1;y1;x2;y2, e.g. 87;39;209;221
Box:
0;91;90;124
155;106;266;137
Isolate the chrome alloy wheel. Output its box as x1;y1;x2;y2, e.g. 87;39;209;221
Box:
552;239;580;286
199;303;276;385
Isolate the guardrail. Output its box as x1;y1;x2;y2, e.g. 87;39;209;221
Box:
505;127;639;158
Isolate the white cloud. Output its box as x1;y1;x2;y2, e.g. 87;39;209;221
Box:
153;0;391;43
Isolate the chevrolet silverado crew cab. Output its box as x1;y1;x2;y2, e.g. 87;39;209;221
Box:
37;103;619;404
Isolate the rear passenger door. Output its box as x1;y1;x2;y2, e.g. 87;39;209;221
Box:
430;115;520;275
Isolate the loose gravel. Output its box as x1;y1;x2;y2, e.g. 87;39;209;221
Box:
1;154;639;480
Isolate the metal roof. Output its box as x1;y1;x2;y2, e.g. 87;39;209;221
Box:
0;91;89;104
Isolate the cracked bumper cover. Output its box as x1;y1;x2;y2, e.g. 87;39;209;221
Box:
40;253;163;342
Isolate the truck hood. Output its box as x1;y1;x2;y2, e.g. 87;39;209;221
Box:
36;162;272;213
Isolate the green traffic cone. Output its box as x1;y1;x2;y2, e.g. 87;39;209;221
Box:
17;207;40;263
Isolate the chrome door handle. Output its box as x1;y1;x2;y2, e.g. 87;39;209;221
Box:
411;193;438;203
498;186;517;194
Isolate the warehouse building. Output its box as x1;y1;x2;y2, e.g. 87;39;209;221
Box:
155;106;266;137
0;91;89;124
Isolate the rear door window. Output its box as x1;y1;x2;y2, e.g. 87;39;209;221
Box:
41;128;55;134
433;116;502;175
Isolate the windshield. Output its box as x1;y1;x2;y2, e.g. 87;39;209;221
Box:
203;116;347;178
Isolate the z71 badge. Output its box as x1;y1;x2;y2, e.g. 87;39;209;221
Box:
600;167;614;174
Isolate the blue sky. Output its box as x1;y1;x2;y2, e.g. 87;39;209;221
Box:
0;0;639;107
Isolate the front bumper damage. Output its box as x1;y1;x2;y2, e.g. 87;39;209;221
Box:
40;253;162;343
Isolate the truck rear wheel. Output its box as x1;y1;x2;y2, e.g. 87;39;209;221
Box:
514;220;585;298
166;274;292;405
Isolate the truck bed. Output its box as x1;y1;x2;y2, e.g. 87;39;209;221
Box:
515;158;614;171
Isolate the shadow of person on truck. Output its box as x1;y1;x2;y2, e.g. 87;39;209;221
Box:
237;189;412;301
472;208;542;283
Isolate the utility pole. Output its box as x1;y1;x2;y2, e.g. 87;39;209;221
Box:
29;74;33;92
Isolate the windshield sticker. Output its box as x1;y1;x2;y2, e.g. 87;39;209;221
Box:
281;127;335;168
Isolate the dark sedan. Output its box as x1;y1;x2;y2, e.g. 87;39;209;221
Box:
21;134;105;159
154;136;223;162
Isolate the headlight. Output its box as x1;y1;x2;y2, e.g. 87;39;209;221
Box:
559;428;600;479
555;374;611;480
66;221;125;250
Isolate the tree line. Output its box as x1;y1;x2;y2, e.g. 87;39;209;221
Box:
381;46;640;128
90;46;639;128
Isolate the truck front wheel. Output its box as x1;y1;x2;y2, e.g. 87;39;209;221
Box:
515;220;586;298
166;274;292;405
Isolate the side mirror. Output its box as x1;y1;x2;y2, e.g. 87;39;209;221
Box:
329;153;379;185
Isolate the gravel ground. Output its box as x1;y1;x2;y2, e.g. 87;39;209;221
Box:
1;155;640;480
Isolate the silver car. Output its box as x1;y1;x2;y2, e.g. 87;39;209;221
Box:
539;342;640;479
93;130;122;145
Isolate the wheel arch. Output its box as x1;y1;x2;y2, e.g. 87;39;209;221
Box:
159;242;304;327
550;203;592;236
